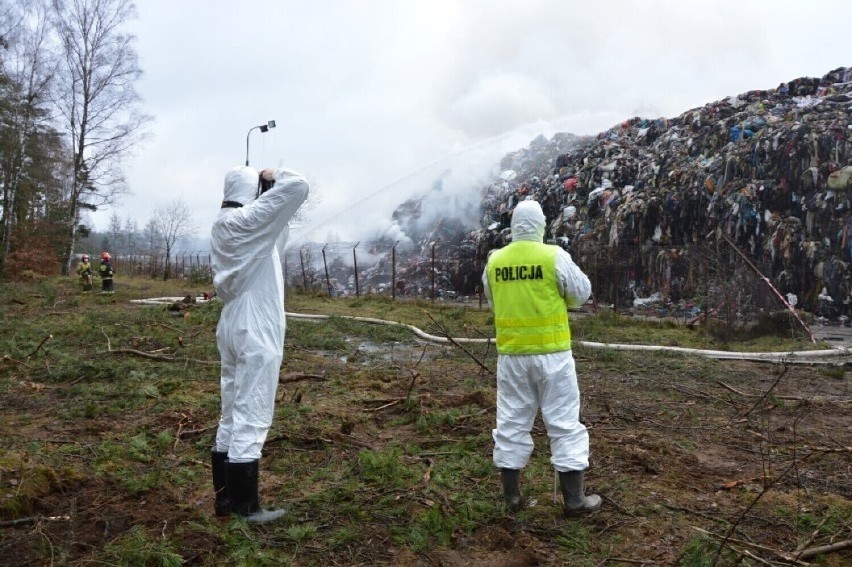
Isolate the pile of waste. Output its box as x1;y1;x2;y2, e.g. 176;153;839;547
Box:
469;66;852;319
300;66;852;322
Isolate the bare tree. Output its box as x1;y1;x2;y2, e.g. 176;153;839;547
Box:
141;216;162;275
122;214;137;254
152;199;195;281
0;1;28;54
142;216;161;254
107;210;121;253
50;0;151;275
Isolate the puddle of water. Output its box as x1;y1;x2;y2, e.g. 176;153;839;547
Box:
320;339;436;365
355;340;383;353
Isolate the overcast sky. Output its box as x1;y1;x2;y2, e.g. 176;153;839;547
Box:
89;0;852;245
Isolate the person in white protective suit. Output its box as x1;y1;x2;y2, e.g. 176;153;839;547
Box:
209;165;309;523
482;199;601;516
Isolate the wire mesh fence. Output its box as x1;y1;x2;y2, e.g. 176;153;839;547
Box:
574;241;770;318
107;251;213;284
281;240;482;302
106;239;836;333
281;238;837;332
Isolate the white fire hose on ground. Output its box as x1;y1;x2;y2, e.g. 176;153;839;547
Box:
130;297;852;365
283;312;852;365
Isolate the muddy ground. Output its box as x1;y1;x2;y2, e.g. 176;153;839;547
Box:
1;292;850;565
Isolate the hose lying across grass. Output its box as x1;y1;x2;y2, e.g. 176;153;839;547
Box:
131;298;852;366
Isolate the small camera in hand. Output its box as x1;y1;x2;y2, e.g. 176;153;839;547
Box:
259;176;275;194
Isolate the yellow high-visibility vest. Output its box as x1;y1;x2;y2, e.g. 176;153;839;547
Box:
486;241;571;354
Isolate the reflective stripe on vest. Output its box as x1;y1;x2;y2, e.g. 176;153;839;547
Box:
486;241;571;354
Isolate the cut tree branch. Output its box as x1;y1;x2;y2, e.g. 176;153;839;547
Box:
424;311;494;375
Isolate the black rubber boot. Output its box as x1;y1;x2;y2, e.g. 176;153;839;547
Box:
211;450;230;516
226;460;286;524
558;470;602;517
500;468;523;513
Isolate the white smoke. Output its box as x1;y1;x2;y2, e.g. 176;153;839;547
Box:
292;117;597;245
377;221;414;247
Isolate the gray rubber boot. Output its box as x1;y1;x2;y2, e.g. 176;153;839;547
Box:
227;460;286;524
500;468;523;513
558;470;602;517
211;450;231;516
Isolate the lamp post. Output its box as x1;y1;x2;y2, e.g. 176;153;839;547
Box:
352;242;360;297
245;120;277;166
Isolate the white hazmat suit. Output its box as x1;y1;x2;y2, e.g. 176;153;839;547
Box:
211;166;309;463
482;200;592;472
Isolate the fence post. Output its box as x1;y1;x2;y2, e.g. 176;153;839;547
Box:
611;247;618;313
476;245;482;309
702;245;709;334
431;239;440;302
299;247;308;289
392;240;399;300
353;241;360;297
322;243;332;297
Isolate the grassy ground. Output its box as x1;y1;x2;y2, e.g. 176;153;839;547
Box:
0;277;849;565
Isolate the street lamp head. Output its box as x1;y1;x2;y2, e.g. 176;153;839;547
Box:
246;119;278;166
258;120;276;133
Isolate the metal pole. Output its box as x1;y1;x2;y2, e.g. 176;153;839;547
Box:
322;244;332;297
476;244;482;309
431;239;440;302
703;245;709;334
245;120;276;166
299;247;307;289
353;242;360;297
245;126;259;166
392;240;399;300
282;248;288;294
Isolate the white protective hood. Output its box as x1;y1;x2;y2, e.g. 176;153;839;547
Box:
223;165;261;206
511;199;546;242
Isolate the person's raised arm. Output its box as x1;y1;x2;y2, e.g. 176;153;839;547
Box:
555;248;591;309
239;168;309;248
